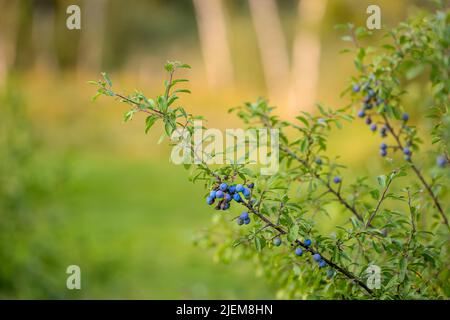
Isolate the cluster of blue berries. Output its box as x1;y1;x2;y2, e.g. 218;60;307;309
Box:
353;81;413;159
236;211;251;225
206;181;254;211
293;239;328;269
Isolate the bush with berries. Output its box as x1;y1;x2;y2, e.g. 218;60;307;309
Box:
90;6;449;299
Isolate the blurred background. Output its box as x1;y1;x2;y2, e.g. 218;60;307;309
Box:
0;0;438;299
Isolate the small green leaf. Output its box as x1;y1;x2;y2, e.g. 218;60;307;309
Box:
145;115;158;134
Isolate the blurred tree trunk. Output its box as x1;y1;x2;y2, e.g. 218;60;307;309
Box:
192;0;234;89
31;0;58;73
248;0;290;105
77;0;106;74
0;1;19;85
289;0;327;113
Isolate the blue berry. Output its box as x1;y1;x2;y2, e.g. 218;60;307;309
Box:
370;123;377;132
216;190;224;198
318;260;327;268
244;217;251;225
247;182;254;189
403;147;411;156
333;176;341;184
236;184;244;193
364;102;373;110
242;188;251;198
437;155;447;168
209;190;216;199
206;196;214;205
380;129;387;138
357;110;366;118
219;183;228;191
273;237;282;247
304;239;312;247
233;193;241;202
380;149;387;157
365;117;372;125
380;142;387;150
402;113;409;122
224;193;232;202
315;157;322;165
352;84;360;92
236;218;244;226
228;185;236;194
223;202;230;210
313;253;321;262
295;248;303;256
368;89;375;98
240;212;249;220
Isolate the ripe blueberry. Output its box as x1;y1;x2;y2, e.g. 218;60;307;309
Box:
402;113;409;122
364;102;373;110
224;193;232;202
273;237;282;246
236;218;244;226
313;253;321;262
370;123;377;132
318;260;327;268
219;183;228;191
228;185;236;194
437;155;447;168
315;157;322;165
240;212;249;220
333;176;341;184
368;89;375;98
242;188;251;198
206;196;214;205
357;110;366;118
247;182;254;189
365;117;372;125
244;217;251;225
380;142;387;150
216;190;224;198
223;202;230;210
210;190;217;199
403;147;411;156
295;248;303;256
236;184;244;193
233;193;241;202
352;84;360;92
380;149;387;157
304;239;312;247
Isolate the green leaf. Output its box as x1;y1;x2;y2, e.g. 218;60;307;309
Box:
288;224;299;242
157;96;168;112
101;72;112;87
377;175;387;187
254;236;266;252
174;89;191;94
124;110;135;122
145;115;158;134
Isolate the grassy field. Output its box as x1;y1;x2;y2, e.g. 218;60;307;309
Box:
53;152;273;299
